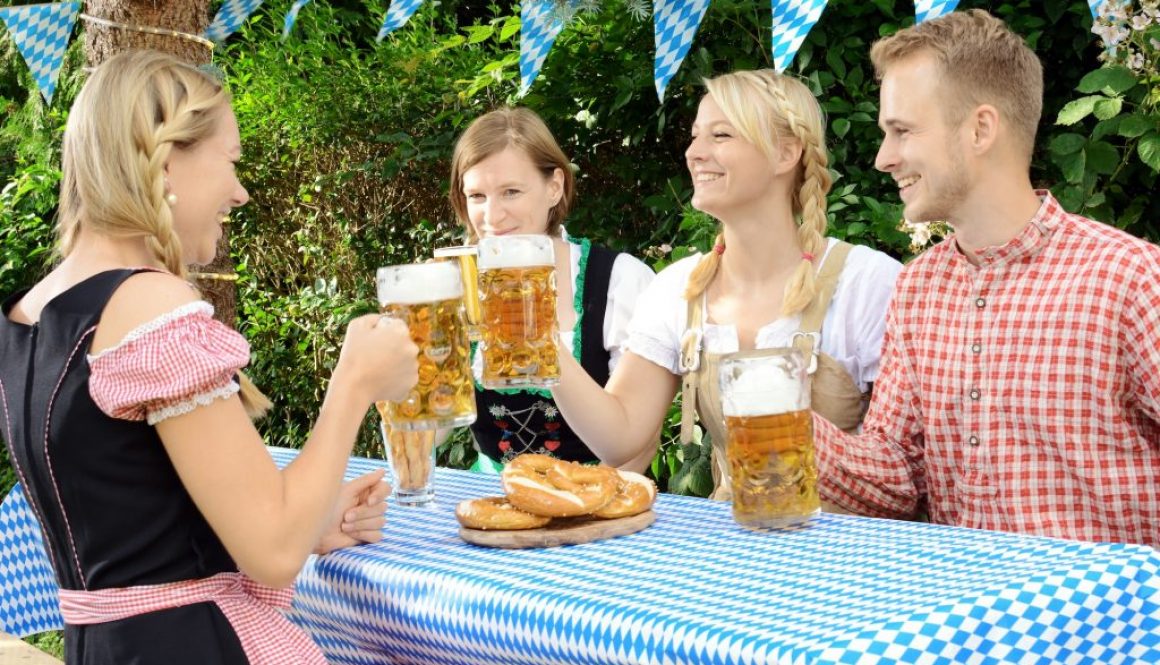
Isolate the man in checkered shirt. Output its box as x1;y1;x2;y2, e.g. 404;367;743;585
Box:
814;9;1159;546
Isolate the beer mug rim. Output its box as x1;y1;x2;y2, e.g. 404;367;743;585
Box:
477;234;554;269
376;262;463;305
433;244;478;258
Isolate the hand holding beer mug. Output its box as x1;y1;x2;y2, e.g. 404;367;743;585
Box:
476;235;561;389
719;350;820;529
376;262;477;505
433;245;482;342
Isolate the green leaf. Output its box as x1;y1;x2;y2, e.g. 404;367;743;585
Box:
845;222;867;236
1055;96;1101;125
465;25;494;44
1076;66;1138;95
1091;117;1122;142
1093;97;1123;121
1049;132;1086;156
1085;192;1106;208
1138;132;1160;173
1118;114;1154;138
1058;149;1086;184
1085;141;1119;175
832;118;851;139
499;16;521;41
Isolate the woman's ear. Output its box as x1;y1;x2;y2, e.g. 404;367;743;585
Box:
774;140;804;176
548;167;565;206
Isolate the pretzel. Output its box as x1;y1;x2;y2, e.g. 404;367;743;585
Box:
455;497;551;530
501;454;618;517
593;470;657;519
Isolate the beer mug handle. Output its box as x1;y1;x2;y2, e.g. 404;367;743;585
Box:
790;331;820;374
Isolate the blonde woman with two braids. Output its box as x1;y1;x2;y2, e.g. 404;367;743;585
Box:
0;51;418;662
551;70;901;498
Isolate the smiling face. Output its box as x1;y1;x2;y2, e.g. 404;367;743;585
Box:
460;146;564;239
685;95;781;220
875;54;971;224
165;104;249;266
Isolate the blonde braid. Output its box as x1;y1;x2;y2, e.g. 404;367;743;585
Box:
764;78;830;316
682;231;725;302
139;128;187;279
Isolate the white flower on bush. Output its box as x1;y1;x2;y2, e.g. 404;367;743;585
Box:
1093;0;1160;73
898;218;948;253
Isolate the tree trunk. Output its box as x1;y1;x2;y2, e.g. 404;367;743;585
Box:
84;0;237;326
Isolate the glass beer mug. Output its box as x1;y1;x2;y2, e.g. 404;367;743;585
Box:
476;234;560;389
376;262;477;430
433;245;482;342
719;349;819;529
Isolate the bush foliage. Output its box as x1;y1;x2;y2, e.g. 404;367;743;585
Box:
1;0;1155;500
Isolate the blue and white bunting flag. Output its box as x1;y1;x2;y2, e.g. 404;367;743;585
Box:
770;0;828;73
653;0;711;101
914;0;960;23
1088;0;1106;19
282;0;312;40
519;0;574;95
376;0;425;41
0;2;80;105
205;0;264;43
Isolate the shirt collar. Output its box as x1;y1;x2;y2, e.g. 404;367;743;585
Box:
952;190;1067;268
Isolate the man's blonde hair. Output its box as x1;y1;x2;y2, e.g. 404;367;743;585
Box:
870;9;1043;160
684;70;831;317
448;107;575;240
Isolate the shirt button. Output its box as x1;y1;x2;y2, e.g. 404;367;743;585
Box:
968;435;980;447
975;297;986;308
971;343;982;354
969;389;980;400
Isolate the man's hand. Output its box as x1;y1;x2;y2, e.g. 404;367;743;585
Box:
314;469;391;555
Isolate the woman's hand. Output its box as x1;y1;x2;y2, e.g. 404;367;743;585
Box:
314;469;392;555
333;314;420;405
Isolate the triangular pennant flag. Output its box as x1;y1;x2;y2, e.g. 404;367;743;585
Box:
1088;0;1106;19
205;0;264;43
653;0;711;101
519;0;575;95
914;0;960;23
769;0;828;73
376;0;425;41
0;2;80;105
282;0;312;40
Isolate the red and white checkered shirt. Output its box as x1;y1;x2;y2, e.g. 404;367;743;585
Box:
815;192;1160;546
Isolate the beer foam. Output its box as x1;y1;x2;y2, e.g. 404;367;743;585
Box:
477;235;554;270
377;262;462;305
721;366;806;417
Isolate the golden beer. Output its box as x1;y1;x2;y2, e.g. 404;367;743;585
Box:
433;245;482;342
725;409;819;528
476;235;560;388
719;350;819;530
376;263;477;430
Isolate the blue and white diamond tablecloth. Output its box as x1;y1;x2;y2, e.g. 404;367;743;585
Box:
2;447;1157;664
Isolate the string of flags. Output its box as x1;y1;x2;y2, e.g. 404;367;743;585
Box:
0;0;1113;106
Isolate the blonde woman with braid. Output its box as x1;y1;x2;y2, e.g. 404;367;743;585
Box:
0;50;418;663
551;69;901;499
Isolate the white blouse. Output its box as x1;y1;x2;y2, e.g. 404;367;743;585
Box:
472;237;655;380
625;238;902;392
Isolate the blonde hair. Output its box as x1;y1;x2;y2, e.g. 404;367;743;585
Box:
870;8;1043;160
684;70;831;317
58;50;270;418
448;107;575;240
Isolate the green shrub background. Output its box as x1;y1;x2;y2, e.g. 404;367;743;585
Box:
2;0;1156;502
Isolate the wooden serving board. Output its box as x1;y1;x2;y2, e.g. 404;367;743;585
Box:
459;510;656;549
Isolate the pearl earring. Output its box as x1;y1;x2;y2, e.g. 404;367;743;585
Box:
166;193;178;206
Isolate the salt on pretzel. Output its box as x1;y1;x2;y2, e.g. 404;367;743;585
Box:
455;497;551;530
593;470;656;519
501;454;618;517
